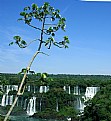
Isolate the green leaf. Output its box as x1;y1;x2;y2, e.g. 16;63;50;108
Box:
9;42;14;46
51;17;55;21
64;36;68;40
21;40;27;45
45;40;50;46
32;3;38;10
44;2;49;7
51;33;55;36
64;45;69;48
13;36;21;42
43;2;49;10
24;6;30;11
48;37;54;42
64;36;69;43
41;73;48;79
56;14;61;19
25;19;31;24
61;17;66;21
61;25;66;31
21;68;27;73
53;26;58;31
49;7;54;11
48;27;53;32
25;14;29;19
20;12;26;16
18;18;24;21
39;11;44;17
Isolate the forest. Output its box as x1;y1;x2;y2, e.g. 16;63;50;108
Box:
0;73;111;121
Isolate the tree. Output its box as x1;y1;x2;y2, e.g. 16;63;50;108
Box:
4;2;69;121
82;84;111;121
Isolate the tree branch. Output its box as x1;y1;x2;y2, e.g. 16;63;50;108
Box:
38;16;46;51
28;23;42;31
53;42;64;48
44;24;57;26
28;23;50;35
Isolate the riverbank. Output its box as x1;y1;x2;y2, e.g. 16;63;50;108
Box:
9;115;65;121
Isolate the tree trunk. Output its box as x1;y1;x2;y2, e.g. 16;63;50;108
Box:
4;51;39;121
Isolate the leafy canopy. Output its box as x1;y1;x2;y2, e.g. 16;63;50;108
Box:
10;2;69;49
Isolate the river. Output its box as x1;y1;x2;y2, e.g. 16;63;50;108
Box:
10;116;62;121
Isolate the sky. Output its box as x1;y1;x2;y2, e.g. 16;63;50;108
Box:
0;0;111;75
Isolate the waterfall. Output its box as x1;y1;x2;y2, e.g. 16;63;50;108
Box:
39;86;43;93
0;84;100;115
74;86;80;95
24;99;27;110
6;85;10;94
5;95;9;105
33;97;36;113
12;85;18;91
1;85;18;106
63;86;66;91
56;99;59;112
34;86;36;93
9;95;13;105
1;95;6;106
27;85;31;92
76;97;84;112
85;87;100;101
68;86;71;94
39;86;49;93
79;98;84;112
40;98;42;112
27;96;36;116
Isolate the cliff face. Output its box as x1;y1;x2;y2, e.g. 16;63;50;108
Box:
0;85;100;117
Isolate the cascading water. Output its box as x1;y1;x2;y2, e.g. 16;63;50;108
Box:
63;86;66;91
39;86;49;93
56;99;59;112
1;95;6;106
1;85;11;106
85;87;100;101
26;96;36;116
27;85;31;92
74;86;80;95
76;97;84;112
0;85;100;115
9;95;13;105
39;86;43;93
12;85;18;91
68;86;71;94
24;99;27;110
39;98;42;112
34;86;36;93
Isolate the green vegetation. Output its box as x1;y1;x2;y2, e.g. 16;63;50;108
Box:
0;115;8;121
81;83;111;121
1;73;111;120
0;73;111;87
33;106;78;120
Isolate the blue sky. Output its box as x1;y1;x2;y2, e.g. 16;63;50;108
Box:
0;0;111;75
